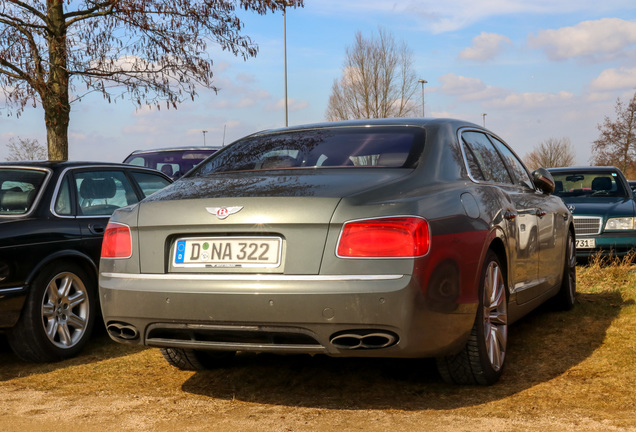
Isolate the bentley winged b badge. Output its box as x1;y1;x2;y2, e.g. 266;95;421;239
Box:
206;206;243;220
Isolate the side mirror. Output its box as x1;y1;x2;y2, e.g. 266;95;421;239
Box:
532;168;555;195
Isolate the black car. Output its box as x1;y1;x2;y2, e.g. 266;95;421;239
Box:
0;161;172;362
123;146;221;180
549;166;636;258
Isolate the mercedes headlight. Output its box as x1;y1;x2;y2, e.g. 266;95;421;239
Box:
604;217;636;231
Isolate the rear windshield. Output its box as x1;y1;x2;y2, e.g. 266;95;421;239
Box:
192;127;425;175
0;168;48;215
551;171;628;198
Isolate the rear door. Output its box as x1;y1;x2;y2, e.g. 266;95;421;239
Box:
66;168;170;264
461;131;541;300
489;136;564;294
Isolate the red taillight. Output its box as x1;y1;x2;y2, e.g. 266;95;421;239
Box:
336;217;430;258
101;222;132;258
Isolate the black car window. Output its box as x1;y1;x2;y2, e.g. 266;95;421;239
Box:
461;131;513;185
130;171;172;197
0;168;47;215
489;136;533;188
551;171;627;198
192;127;425;175
54;174;73;216
74;170;139;216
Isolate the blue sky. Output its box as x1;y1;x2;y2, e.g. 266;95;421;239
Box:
2;0;636;165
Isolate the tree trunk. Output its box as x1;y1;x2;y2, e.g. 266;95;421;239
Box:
44;0;70;161
43;99;70;161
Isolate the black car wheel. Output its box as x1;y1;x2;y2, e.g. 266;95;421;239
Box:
7;262;96;362
161;348;235;371
553;229;576;310
437;250;508;385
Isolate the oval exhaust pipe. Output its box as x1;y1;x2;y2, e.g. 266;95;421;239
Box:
330;331;398;350
107;322;140;341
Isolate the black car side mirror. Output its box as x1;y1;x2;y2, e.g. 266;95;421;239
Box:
532;168;556;195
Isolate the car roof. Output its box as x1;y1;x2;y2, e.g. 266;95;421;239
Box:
245;117;481;138
126;146;222;155
0;161;172;179
0;161;137;169
548;166;621;172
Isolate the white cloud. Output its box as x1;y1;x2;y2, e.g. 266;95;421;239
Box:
437;73;508;101
459;32;512;61
438;73;487;95
588;67;636;92
309;0;636;33
486;91;575;110
273;98;309;112
528;18;636;61
437;73;574;110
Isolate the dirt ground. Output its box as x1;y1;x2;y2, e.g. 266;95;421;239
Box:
1;301;635;432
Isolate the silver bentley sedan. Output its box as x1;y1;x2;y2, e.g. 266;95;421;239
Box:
99;118;575;385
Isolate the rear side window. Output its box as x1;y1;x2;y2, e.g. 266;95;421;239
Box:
193;127;425;175
489;136;533;188
0;168;47;215
462;131;512;184
54;175;73;216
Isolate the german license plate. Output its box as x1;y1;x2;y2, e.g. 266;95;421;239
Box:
174;237;282;268
575;238;596;249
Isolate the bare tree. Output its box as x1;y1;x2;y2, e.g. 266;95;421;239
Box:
326;27;419;121
0;0;302;161
5;137;47;161
523;137;576;171
591;92;636;175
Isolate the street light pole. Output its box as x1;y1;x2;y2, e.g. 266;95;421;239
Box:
482;113;487;128
276;1;292;127
418;79;428;117
202;130;208;146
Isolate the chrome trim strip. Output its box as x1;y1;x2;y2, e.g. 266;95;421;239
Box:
0;286;26;294
101;272;403;282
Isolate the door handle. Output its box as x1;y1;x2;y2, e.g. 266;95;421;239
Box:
536;209;547;217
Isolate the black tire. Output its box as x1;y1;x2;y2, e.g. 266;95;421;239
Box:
436;250;508;385
7;262;96;362
160;348;235;371
553;229;576;310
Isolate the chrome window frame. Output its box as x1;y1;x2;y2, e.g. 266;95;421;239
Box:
50;164;151;219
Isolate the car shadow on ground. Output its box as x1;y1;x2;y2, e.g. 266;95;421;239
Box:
0;325;148;381
181;290;627;410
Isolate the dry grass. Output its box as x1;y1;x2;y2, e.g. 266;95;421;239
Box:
1;259;635;431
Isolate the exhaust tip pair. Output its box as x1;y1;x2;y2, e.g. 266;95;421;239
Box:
106;322;139;341
330;330;398;350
